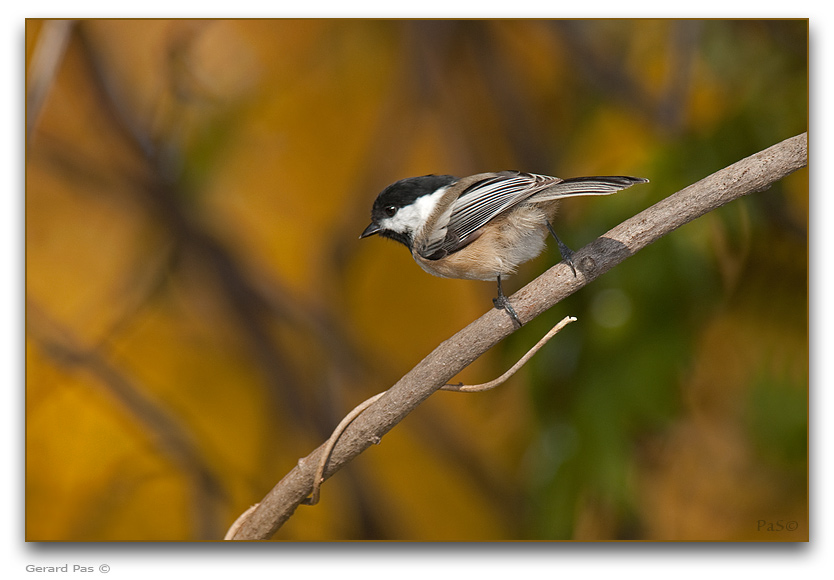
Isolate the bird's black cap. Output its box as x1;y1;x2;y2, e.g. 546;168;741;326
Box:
371;175;457;220
361;174;457;246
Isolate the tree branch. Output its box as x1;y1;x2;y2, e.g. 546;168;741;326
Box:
228;132;808;540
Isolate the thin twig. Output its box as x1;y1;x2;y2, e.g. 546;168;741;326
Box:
441;316;576;392
225;315;576;537
295;315;575;509
301;392;386;507
228;132;807;540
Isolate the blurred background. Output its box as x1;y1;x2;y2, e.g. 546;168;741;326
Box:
25;19;807;541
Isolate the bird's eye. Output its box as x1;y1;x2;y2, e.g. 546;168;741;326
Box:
384;205;397;217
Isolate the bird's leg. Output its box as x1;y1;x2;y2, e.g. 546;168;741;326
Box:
546;221;577;277
493;274;522;327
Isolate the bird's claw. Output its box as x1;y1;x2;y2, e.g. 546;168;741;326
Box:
493;294;522;328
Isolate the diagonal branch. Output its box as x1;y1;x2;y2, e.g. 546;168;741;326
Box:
287;315;577;512
229;132;808;540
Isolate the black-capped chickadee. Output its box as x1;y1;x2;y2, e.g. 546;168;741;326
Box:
361;171;648;326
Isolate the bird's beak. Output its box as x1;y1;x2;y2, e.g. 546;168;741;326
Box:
360;223;382;239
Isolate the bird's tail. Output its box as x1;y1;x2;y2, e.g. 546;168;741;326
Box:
532;175;648;202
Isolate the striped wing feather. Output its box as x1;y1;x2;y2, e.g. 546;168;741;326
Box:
420;172;646;258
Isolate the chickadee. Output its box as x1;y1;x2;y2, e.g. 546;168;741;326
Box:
361;171;648;326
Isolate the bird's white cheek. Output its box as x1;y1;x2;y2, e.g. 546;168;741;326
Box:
381;187;448;235
378;217;397;232
380;212;415;234
386;204;431;234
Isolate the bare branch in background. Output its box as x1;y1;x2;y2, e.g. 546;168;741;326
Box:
30;20;394;539
555;20;702;133
27;300;228;539
26;19;75;140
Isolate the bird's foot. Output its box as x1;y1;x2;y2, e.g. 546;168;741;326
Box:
493;294;522;328
547;222;577;277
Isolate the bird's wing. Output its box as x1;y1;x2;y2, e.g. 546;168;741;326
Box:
418;172;648;259
417;171;560;259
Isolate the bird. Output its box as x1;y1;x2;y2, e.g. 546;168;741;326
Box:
360;171;648;326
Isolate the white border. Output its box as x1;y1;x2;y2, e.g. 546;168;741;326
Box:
8;4;829;579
